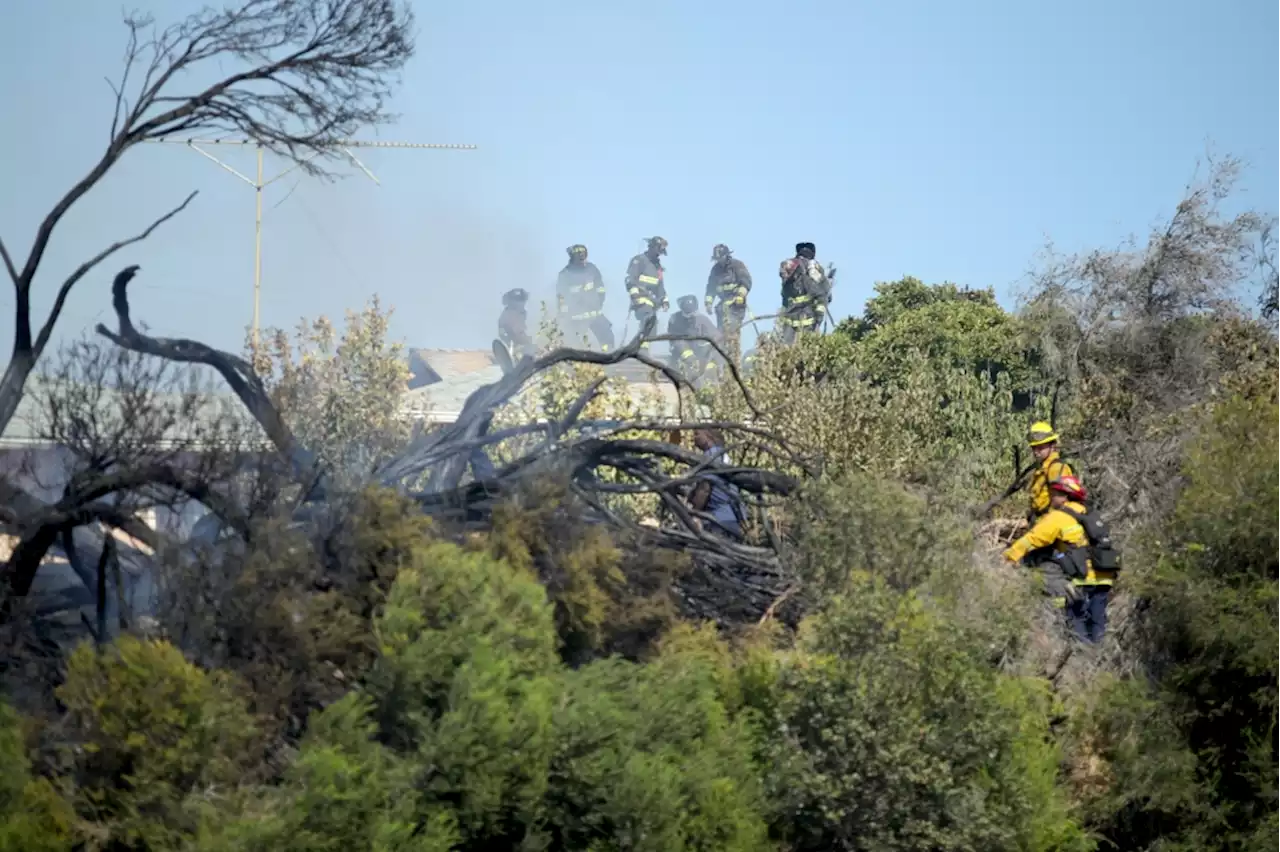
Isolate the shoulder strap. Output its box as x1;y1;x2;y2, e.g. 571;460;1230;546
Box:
1056;506;1094;544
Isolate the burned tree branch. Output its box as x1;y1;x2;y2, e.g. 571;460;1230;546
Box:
96;266;322;493
33;192;198;361
4;462;251;600
0;236;17;285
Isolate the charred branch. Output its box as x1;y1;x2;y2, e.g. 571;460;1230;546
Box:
96;266;323;494
3;463;249;601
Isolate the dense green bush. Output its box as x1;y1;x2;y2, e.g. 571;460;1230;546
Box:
0;701;76;852
1066;395;1278;851
756;588;1091;852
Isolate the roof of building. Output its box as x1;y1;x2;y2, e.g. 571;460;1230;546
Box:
402;348;681;424
407;347;502;389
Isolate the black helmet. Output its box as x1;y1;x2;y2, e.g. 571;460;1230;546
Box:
795;242;816;259
567;244;588;260
677;294;698;313
503;288;529;306
646;236;668;255
711;243;731;262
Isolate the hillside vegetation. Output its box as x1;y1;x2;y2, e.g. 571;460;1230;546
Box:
2;160;1276;852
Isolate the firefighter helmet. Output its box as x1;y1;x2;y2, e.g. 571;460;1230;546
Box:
1049;475;1086;501
1027;421;1059;447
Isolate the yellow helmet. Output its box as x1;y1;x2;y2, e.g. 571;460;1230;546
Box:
1027;421;1059;447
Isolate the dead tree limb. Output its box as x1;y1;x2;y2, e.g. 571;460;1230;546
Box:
96;266;322;493
4;463;249;600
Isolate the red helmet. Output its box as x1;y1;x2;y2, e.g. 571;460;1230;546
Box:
1049;475;1086;501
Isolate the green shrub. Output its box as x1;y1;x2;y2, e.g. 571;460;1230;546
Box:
758;591;1091;852
367;539;560;845
543;624;771;852
1070;395;1279;851
55;636;259;850
196;694;459;852
0;701;76;852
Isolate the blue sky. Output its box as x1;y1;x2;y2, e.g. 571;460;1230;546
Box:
1;0;1276;359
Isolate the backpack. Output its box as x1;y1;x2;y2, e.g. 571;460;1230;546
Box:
1059;506;1122;574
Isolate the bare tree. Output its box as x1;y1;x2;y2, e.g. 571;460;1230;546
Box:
1020;154;1278;526
0;0;415;435
1;336;266;642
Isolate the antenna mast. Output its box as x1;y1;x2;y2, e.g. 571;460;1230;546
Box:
143;138;477;353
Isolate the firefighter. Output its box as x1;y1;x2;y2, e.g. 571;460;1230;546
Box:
1003;475;1116;643
498;288;536;358
667;295;722;386
625;236;669;342
1026;421;1076;521
705;244;752;357
778;241;832;344
556;244;616;351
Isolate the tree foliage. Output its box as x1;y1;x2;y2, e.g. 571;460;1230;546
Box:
252;298;413;483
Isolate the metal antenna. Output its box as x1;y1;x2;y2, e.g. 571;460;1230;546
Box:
143;138;477;353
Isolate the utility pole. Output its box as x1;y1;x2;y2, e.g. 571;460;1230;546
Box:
144;138;476;352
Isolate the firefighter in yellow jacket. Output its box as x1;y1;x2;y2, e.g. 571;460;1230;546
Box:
1026;421;1074;520
1004;475;1115;643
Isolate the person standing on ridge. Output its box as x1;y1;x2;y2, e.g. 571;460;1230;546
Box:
556;244;615;351
625;236;669;344
705;244;752;360
667;295;722;386
498;288;536;358
778;241;832;344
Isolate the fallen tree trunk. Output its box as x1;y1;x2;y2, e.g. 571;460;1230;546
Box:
4;266;811;635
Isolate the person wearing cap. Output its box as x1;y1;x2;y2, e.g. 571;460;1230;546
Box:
705;244;753;357
1004;474;1114;643
667;294;723;387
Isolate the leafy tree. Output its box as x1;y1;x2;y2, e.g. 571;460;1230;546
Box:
196;694;458;852
251;297;412;483
758;586;1091;852
543;625;771;852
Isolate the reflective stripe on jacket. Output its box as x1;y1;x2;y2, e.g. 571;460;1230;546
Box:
1004;499;1114;586
626;253;666;308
